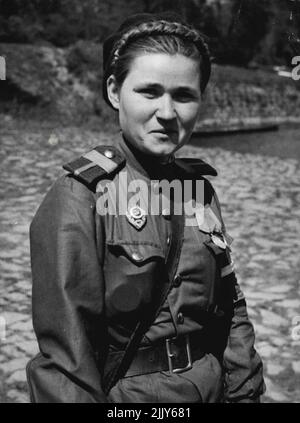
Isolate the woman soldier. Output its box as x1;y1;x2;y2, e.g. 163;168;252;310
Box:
27;12;265;403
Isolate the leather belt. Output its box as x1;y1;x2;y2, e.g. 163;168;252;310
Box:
107;334;205;378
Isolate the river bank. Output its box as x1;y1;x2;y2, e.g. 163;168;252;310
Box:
190;123;300;160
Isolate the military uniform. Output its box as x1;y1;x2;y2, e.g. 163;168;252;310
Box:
27;135;265;403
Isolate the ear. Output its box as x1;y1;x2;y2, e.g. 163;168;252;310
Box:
107;75;120;110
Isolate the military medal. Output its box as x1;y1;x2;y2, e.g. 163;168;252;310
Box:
126;206;147;230
211;232;227;249
195;205;229;250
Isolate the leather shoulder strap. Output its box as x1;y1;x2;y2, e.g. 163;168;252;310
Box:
175;157;217;176
63;145;126;191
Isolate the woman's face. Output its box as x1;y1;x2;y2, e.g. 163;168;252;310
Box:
107;53;202;157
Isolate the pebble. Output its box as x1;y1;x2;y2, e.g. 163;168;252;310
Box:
254;324;278;336
4;312;29;324
257;344;278;358
269;285;292;294
280;299;300;308
260;309;289;327
271;338;286;347
267;363;285;376
292;362;300;373
245;291;284;301
1;344;23;359
0;357;29;373
263;377;290;403
7;389;29;403
7;369;27;385
18;340;39;356
10;321;33;332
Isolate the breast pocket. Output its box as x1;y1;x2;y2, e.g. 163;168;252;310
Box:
104;241;165;318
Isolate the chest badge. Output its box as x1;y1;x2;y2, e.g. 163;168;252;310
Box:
126;206;147;230
196;206;229;250
211;232;227;249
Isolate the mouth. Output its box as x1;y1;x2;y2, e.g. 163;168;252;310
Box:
151;129;177;136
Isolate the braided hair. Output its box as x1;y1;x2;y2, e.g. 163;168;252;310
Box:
102;13;211;109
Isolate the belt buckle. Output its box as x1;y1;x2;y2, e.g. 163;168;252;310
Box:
166;334;192;374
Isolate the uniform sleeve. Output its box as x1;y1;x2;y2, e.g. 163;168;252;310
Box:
27;176;109;403
222;276;265;402
211;189;265;403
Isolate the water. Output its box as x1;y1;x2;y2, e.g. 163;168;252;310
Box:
190;125;300;160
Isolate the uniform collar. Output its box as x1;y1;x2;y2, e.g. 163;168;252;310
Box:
116;132;217;179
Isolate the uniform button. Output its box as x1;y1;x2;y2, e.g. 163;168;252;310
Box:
177;312;184;324
104;149;114;159
167;236;171;246
148;351;155;362
132;252;144;262
173;274;182;287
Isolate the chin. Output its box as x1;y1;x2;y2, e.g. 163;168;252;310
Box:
147;145;174;157
147;137;177;154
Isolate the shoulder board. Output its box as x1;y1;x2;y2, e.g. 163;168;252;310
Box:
174;157;217;176
63;145;126;188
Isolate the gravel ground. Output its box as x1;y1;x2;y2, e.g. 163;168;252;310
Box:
0;125;299;403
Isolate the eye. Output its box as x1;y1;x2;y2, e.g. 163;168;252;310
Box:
173;91;199;103
134;87;160;99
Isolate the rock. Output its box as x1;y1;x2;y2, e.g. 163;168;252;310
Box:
6;389;29;403
263;377;290;403
0;250;23;259
292;361;300;373
7;292;27;303
48;133;59;146
256;343;277;358
13;281;31;292
254;237;276;249
0;262;22;273
6;369;27;385
0;357;28;374
244;291;284;301
10;320;33;332
269;285;292;293
18;340;39;356
280;299;300;308
260;309;289;327
271;337;286;347
267;363;285;376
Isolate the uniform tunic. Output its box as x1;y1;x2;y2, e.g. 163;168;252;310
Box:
27;134;265;403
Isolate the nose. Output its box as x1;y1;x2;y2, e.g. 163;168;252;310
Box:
156;94;176;121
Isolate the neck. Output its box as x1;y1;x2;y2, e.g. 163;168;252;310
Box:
120;134;175;179
122;135;174;164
